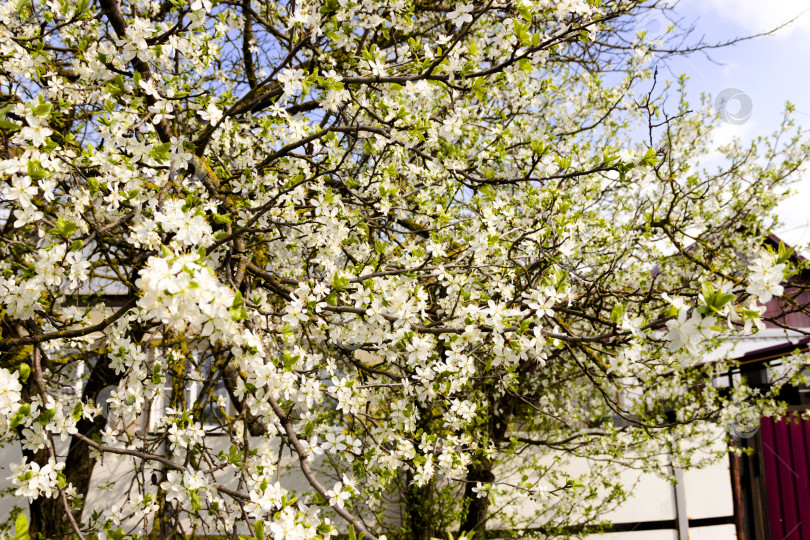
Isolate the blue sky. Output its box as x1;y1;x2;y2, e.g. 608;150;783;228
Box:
663;0;810;249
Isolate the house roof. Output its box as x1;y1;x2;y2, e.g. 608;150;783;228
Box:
759;234;810;329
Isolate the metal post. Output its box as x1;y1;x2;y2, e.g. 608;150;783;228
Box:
673;467;689;540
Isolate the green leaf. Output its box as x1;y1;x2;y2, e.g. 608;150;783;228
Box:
699;282;735;312
282;351;298;370
513;19;530;42
777;241;795;264
331;274;350;291
228;444;243;465
554;155;571;169
517;6;532;21
254;520;265;540
639;146;658;167
610;304;624;323
716;293;735;308
32;102;51;116
230;291;248;320
579;29;590;43
50;217;78;239
212;212;232;224
531;140;550;156
72;401;83;422
0;118;22;131
103;74;126;97
87;176;102;194
230;307;248;321
106;528;126;540
14;0;29;17
150;142;172;163
14;513;30;540
700;282;715;301
11;404;31;429
18;363;30;382
38;407;57;425
190;490;202;511
9;411;26;430
27;160;50;180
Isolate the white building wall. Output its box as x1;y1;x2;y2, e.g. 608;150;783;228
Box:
7;328;807;535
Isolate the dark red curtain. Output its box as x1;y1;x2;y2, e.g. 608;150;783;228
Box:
760;415;810;540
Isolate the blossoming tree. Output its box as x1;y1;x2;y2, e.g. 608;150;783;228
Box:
1;0;809;538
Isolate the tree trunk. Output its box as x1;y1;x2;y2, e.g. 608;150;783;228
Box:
459;457;495;534
18;371;67;539
14;329;134;538
404;475;435;540
63;354;123;507
458;390;512;536
403;402;437;540
223;362;267;435
25;449;68;539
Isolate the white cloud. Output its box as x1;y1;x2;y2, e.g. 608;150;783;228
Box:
775;175;810;248
682;0;810;36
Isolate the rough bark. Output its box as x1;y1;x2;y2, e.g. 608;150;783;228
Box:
402;402;437;540
242;0;258;88
65;355;124;506
459;457;495;534
22;354;121;538
18;369;65;538
223;363;267;436
403;476;435;540
458;393;512;535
